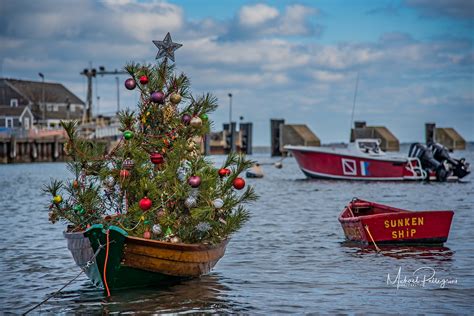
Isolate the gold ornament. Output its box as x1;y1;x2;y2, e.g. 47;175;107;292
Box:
190;116;202;128
53;195;63;204
170;93;182;104
163;105;176;122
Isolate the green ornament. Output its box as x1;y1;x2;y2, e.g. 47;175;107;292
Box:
144;220;150;225
123;130;133;140
73;204;85;214
200;113;208;121
165;227;173;237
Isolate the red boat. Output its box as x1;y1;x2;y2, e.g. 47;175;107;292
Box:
285;139;470;181
338;198;454;246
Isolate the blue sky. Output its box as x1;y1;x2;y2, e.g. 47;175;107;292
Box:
1;0;473;145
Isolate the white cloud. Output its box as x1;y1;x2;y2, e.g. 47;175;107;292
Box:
238;4;279;27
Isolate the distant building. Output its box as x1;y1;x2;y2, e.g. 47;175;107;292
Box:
350;121;399;152
0;78;85;128
425;123;466;150
270;119;320;156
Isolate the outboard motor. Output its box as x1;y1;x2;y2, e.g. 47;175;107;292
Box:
408;143;450;181
429;143;470;179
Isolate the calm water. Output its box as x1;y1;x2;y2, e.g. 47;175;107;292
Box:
1;147;473;314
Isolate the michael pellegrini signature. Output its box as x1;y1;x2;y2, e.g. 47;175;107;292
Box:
387;267;458;289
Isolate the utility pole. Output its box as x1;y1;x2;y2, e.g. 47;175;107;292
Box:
80;66;127;123
38;72;45;126
115;76;120;113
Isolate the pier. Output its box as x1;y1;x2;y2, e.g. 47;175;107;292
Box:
0;135;67;163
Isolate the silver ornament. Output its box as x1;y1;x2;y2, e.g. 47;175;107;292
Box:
105;176;116;187
213;198;224;209
152;224;162;235
184;196;197;208
170;236;181;243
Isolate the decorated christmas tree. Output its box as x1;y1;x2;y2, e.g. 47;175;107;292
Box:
45;33;257;244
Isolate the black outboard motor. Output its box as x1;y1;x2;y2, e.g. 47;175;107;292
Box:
429;142;470;179
408;143;450;181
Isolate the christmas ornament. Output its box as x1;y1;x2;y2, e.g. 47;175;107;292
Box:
152;32;183;62
233;177;246;190
124;78;136;90
190;116;202;128
119;169;130;180
72;180;79;189
53;195;62;204
151;91;165;104
152;224;162;235
170;236;181;243
188;175;201;188
150;152;164;165
73;204;85;214
163;105;176;122
213;198;224;209
170;93;181;104
143;231;152;239
139;197;152;211
181;113;192;125
177;168;187;182
105;176;115;187
122;158;134;170
218;168;231;177
200;113;208;121
196;222;211;233
139;75;149;85
123;130;134;140
184;196;197;208
165;227;173;237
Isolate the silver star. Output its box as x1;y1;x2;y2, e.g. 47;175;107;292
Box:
152;32;182;62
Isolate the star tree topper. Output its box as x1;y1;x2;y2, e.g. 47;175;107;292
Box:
152;32;182;62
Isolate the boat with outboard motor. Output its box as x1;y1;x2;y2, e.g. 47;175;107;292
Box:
285;139;469;181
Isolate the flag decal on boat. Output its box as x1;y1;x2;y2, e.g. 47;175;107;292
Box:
360;161;370;176
342;159;357;175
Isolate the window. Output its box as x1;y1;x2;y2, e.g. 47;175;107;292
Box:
24;117;30;129
47;104;53;111
70;104;75;112
6;117;14;128
53;105;59;111
10;99;18;107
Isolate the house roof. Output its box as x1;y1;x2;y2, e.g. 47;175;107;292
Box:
0;78;85;105
0;105;30;117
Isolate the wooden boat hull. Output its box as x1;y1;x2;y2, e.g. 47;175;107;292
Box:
80;224;228;292
338;199;454;245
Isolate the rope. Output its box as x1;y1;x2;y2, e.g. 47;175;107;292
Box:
364;225;381;253
23;243;105;315
103;230;111;297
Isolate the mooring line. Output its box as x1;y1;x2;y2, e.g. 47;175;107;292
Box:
23;241;108;315
364;225;381;253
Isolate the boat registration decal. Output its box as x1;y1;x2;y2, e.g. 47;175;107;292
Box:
342;159;357;176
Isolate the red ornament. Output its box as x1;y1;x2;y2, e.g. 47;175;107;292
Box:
150;152;164;165
218;168;231;177
233;177;245;190
139;75;149;85
119;169;130;180
139;197;152;211
143;231;152;239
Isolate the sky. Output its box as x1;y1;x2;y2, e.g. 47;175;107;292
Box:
0;0;473;145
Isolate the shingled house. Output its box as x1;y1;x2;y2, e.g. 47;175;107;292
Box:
0;78;85;129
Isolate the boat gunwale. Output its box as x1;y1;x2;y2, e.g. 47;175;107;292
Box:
338;200;454;223
125;235;229;252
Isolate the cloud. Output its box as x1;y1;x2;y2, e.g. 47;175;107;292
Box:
220;3;322;41
404;0;474;19
0;0;472;144
239;3;279;27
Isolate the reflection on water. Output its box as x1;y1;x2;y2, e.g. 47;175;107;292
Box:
1;149;473;314
341;242;455;261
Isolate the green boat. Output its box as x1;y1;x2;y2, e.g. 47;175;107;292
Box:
64;224;229;294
